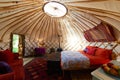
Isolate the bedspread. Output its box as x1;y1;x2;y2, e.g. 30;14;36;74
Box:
61;51;90;70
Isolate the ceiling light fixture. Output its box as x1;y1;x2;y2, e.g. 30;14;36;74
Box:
43;1;67;17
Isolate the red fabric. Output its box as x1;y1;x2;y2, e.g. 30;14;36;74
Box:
0;49;25;80
80;51;111;67
86;46;98;55
4;49;15;63
87;48;96;55
95;48;112;59
0;50;19;62
0;72;15;80
13;53;19;60
0;51;5;61
9;59;25;80
84;22;116;42
0;49;14;63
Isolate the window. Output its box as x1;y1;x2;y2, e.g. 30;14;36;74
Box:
43;1;67;17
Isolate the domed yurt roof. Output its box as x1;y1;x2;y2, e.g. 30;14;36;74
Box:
0;0;120;56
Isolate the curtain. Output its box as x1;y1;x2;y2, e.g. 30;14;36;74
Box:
84;23;116;42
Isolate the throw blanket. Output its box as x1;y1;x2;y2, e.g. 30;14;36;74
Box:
61;51;90;70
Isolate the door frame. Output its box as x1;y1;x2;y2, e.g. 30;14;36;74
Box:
10;33;25;57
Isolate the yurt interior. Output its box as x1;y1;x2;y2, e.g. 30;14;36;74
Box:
0;0;120;80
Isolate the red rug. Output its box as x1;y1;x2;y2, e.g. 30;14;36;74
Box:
24;58;71;80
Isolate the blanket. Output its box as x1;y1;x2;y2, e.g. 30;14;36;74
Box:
61;51;90;70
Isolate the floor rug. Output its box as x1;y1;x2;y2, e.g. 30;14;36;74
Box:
24;58;71;80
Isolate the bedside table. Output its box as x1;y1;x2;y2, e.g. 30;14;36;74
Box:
91;60;120;80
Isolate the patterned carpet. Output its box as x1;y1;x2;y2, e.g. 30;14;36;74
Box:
24;58;71;80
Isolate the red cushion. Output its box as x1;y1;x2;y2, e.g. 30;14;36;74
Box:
0;51;6;61
87;48;96;55
0;49;14;63
95;48;112;59
86;46;98;55
13;53;19;60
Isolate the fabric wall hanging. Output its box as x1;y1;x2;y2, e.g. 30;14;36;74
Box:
84;23;116;42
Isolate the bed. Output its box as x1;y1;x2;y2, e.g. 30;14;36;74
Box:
60;46;115;70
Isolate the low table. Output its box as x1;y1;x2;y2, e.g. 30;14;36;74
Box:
45;52;60;61
47;60;62;75
46;52;62;74
91;60;120;80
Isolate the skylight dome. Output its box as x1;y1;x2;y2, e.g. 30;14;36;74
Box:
43;1;67;17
